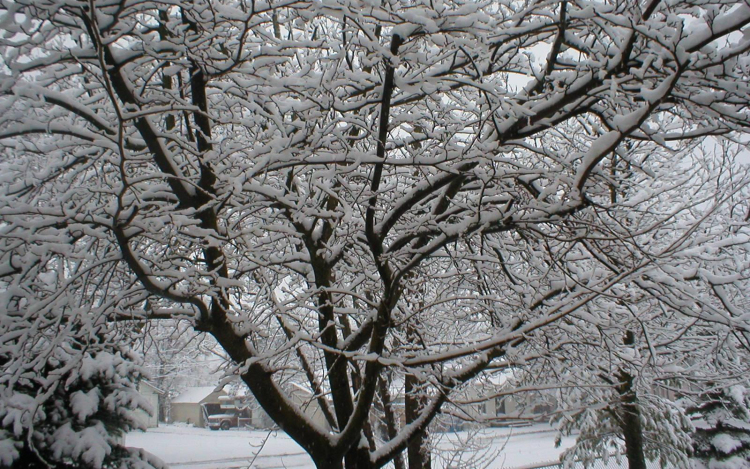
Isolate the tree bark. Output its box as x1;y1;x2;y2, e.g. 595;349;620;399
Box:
405;372;431;469
316;457;344;469
618;370;647;469
405;324;431;469
379;376;407;469
617;330;646;469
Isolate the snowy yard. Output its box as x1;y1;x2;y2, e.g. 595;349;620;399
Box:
125;425;309;469
125;424;576;469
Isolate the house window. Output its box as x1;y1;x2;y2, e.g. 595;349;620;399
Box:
495;398;506;416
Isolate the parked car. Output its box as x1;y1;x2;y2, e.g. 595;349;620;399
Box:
206;408;251;430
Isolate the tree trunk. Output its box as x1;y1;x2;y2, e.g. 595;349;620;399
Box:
316;445;373;469
344;440;376;469
316;457;344;469
405;321;431;469
617;331;646;469
405;371;431;469
619;374;647;469
379;376;407;469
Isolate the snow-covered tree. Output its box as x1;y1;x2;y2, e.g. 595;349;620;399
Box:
2;1;750;469
535;142;750;469
0;318;165;469
688;384;750;469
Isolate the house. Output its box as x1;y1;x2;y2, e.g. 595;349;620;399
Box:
133;380;164;429
439;370;554;430
287;382;333;430
219;382;274;429
221;378;333;430
171;386;227;427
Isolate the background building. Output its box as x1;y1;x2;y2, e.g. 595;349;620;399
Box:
170;386;227;427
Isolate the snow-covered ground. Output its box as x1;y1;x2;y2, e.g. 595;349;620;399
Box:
433;427;576;468
125;424;576;469
125;425;309;469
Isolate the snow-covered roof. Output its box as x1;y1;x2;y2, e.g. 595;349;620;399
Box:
486;372;510;387
289;382;313;395
139;380;165;394
221;378;250;398
172;386;223;404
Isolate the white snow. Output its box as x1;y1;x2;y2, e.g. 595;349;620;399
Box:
125;424;576;469
125;425;310;469
711;434;742;455
434;427;577;469
71;389;101;422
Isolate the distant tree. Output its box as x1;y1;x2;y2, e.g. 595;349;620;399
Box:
550;203;750;469
137;320;223;422
2;1;750;469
